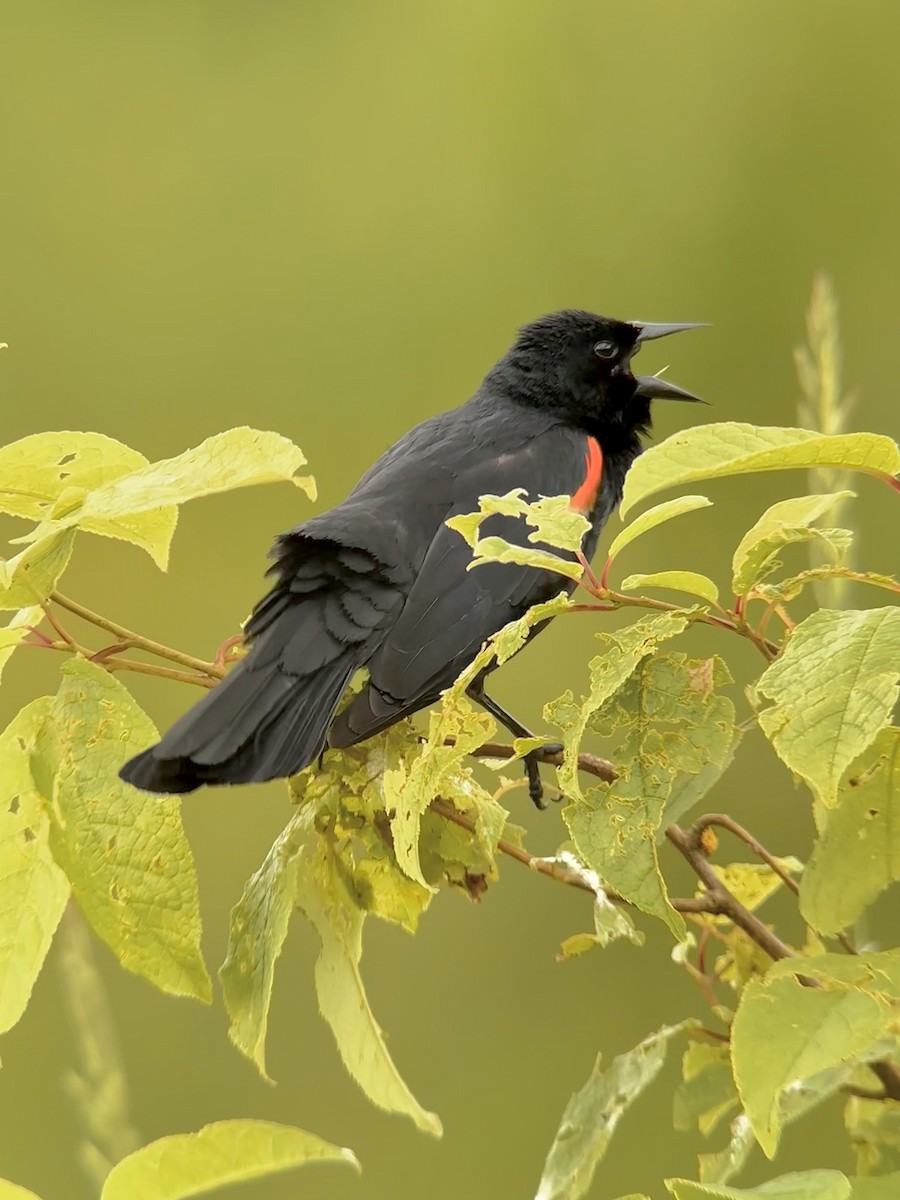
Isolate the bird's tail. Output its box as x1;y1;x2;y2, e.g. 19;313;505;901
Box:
119;647;359;794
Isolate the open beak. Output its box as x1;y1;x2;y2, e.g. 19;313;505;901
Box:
634;374;707;404
632;321;709;342
629;320;708;403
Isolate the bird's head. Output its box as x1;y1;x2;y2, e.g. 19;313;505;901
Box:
491;309;705;445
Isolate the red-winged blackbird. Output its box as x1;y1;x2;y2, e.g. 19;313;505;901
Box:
121;310;703;806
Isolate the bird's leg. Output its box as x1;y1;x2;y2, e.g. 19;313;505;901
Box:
465;681;562;809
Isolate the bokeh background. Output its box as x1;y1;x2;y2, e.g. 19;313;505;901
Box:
2;3;899;1198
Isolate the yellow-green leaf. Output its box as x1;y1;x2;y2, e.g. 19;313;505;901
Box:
37;660;211;1001
467;536;583;579
293;807;442;1136
220;811;305;1080
0;432;152;522
801;728;900;935
607;495;712;562
757;608;900;808
846;1095;900;1176
23;427;314;570
0;1181;45;1200
621;423;900;517
100;1120;358;1200
731;491;856;594
708;859;802;919
0;532;75;609
731;966;897;1157
559;650;734;939
666;1170;851;1200
0;607;42;682
622;571;720;605
554;611;693;803
0;699;70;1034
536;1022;695;1200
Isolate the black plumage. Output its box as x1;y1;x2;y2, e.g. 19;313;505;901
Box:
120;310;703;804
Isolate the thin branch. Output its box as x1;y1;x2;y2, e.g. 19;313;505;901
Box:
690;813;799;895
103;659;217;688
573;585;780;661
668;816;900;1103
41;602;78;650
430;797;711;913
51;592;225;679
665;822;793;960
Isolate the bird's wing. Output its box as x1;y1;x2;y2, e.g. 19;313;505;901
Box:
329;424;603;746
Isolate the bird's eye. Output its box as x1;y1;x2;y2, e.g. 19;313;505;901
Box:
593;339;617;360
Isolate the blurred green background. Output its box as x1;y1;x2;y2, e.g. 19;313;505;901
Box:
2;2;899;1197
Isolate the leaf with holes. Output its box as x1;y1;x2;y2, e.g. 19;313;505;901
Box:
36;660;210;1001
292;805;441;1136
100;1120;358;1200
757;608;900;808
20;428;314;570
220;811;305;1080
801;728;900;935
621;424;900;516
0;699;70;1034
536;1022;696;1200
561;652;735;938
731;957;899;1157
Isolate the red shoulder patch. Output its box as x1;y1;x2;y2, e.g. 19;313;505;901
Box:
570;436;604;514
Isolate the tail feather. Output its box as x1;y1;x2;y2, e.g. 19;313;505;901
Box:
119;653;358;794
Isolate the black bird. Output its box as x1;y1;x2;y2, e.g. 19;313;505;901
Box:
120;311;703;805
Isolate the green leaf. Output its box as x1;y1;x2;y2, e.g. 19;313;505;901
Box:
849;1173;900;1198
100;1120;358;1200
846;1095;900;1176
0;531;76;609
549;853;644;959
666;1170;851;1200
800;728;900;935
0;699;70;1033
708;859;802;920
0;1181;45;1200
606;495;712;563
561;652;735;938
621;423;900;517
220;812;305;1081
698;1114;755;1186
22;428;314;570
553;611;693;803
757;608;900;808
731;491;856;594
0;607;42;682
536;1022;695;1200
292;806;442;1136
622;570;720;605
731;963;898;1157
37;660;210;1001
756;567;900;607
674;1042;739;1137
